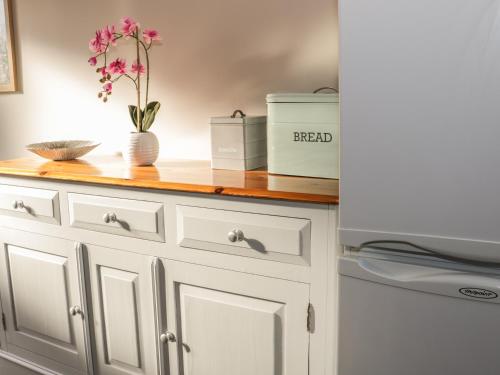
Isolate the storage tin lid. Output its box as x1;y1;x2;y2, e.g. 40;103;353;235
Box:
266;87;339;103
210;109;266;125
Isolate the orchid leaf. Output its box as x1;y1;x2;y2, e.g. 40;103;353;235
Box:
142;101;161;132
128;105;138;128
128;105;146;132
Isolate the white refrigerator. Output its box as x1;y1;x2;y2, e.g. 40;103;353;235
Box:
338;0;500;374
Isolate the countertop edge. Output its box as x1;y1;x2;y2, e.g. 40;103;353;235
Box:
0;168;339;205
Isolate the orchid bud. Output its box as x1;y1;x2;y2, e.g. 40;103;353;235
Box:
98;92;103;98
103;96;108;102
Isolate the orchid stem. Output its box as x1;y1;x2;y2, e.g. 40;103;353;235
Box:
139;40;151;106
112;74;137;88
135;30;142;132
145;46;150;107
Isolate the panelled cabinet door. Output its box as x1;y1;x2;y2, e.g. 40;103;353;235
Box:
86;244;158;375
162;260;310;375
0;229;88;375
0;293;6;350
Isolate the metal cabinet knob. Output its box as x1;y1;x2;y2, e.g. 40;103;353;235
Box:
69;305;82;316
12;200;25;210
103;213;117;223
160;331;176;343
227;229;244;243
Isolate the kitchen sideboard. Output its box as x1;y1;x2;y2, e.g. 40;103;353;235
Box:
0;157;339;375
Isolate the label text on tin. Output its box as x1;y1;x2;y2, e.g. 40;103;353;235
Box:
293;132;333;143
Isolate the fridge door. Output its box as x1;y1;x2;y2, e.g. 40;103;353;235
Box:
338;255;500;375
339;0;500;260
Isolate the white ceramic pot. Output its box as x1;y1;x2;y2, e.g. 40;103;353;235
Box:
122;131;159;166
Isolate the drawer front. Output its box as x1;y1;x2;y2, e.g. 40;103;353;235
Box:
176;205;311;265
68;193;165;242
0;184;60;224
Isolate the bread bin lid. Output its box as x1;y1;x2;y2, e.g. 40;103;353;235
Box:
267;87;339;103
210;109;266;125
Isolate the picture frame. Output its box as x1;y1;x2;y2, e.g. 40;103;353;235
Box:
0;0;17;92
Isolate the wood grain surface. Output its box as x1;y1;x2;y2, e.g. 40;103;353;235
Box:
0;156;339;204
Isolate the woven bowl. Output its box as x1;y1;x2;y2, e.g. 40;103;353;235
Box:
26;140;100;161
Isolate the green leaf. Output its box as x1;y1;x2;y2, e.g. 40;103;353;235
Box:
128;105;146;132
142;101;161;131
128;105;138;128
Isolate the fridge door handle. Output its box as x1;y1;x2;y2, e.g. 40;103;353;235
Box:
339;256;500;303
359;240;500;268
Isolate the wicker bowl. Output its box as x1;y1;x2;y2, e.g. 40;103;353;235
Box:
26;140;100;161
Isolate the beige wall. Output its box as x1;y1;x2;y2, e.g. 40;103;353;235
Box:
0;0;337;160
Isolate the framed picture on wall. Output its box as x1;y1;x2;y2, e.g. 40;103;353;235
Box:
0;0;16;92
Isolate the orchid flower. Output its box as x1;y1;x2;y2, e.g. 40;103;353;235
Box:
89;30;105;53
131;60;145;75
102;25;117;46
103;82;112;93
143;29;161;44
121;17;139;37
109;58;127;75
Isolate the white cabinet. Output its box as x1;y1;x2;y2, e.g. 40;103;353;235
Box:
161;260;310;375
0;177;338;375
0;229;89;375
85;244;158;375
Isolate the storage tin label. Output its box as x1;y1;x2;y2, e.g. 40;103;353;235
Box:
293;132;333;143
459;288;498;299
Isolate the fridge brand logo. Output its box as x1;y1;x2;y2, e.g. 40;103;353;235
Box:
459;288;498;299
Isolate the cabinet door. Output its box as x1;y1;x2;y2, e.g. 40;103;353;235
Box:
86;244;158;375
0;229;88;375
162;260;310;375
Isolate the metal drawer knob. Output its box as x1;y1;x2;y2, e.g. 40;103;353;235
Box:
227;229;244;243
69;305;82;316
12;200;25;210
103;213;117;223
160;331;176;343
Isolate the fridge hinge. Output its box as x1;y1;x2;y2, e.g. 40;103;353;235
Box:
307;303;314;333
1;313;6;331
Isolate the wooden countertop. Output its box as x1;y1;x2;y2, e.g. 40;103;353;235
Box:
0;156;339;204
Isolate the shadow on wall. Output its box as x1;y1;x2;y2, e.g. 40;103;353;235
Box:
0;0;338;160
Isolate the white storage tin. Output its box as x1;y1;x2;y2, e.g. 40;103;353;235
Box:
210;110;267;170
266;88;339;179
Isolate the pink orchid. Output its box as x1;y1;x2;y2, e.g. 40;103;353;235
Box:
102;25;117;46
103;82;112;93
143;29;161;44
131;60;145;75
108;58;127;74
87;17;162;131
121;16;139;37
89;30;105;53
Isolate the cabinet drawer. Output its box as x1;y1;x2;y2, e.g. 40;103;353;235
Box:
0;184;60;224
176;205;311;265
68;193;165;242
